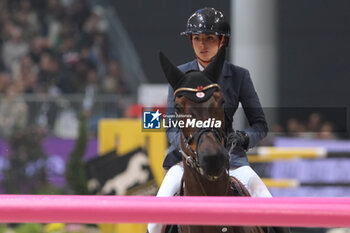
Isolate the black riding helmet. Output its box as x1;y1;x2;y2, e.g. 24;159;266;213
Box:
181;7;230;38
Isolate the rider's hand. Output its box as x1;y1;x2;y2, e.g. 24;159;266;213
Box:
227;130;249;151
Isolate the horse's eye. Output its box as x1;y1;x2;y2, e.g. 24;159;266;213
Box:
174;103;184;113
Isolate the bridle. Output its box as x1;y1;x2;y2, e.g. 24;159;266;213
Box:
179;126;229;180
174;84;229;180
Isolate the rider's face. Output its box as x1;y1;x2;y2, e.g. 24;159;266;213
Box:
191;34;223;66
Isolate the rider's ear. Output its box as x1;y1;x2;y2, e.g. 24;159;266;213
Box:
159;51;184;89
203;46;226;83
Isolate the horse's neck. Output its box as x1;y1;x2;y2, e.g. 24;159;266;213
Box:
182;163;231;196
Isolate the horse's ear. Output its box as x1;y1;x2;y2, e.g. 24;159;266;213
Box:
203;46;226;83
159;51;184;88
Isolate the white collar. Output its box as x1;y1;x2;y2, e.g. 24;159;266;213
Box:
197;61;205;71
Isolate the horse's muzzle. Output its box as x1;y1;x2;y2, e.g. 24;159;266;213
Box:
198;151;227;180
197;131;228;180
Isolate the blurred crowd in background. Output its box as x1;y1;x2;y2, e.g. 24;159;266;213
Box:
0;0;131;138
0;0;130;95
273;113;338;140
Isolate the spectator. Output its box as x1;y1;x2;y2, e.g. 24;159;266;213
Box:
45;0;65;48
0;7;12;39
0;5;10;27
67;0;90;31
60;35;79;65
0;82;28;137
102;60;128;94
90;32;109;78
22;70;38;93
14;0;40;41
318;122;337;140
85;68;100;94
1;26;29;70
60;58;93;93
83;5;108;34
37;52;61;95
0;72;11;93
78;45;92;60
44;0;66;28
1;19;15;44
11;54;39;82
29;36;49;64
307;112;322;133
286;118;302;137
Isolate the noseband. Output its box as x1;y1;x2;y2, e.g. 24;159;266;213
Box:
180;127;229;180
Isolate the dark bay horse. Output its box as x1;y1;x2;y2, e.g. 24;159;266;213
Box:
159;47;269;233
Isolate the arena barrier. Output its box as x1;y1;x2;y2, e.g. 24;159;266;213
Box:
247;147;327;162
1;195;350;227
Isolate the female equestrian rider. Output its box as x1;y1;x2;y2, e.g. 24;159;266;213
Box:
148;7;271;233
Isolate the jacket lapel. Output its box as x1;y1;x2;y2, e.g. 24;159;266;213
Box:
219;62;237;124
219;61;234;93
178;60;199;73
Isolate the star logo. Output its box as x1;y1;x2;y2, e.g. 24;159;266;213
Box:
150;109;162;122
143;109;162;129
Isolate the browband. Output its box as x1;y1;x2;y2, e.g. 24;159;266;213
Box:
173;83;221;97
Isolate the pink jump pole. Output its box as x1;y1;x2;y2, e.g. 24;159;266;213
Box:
0;195;350;227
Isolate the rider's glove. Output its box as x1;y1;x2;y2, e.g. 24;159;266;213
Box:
227;130;249;151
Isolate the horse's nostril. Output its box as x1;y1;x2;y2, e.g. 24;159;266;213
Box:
198;152;226;177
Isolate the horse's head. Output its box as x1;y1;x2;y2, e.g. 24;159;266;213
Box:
160;46;229;181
